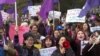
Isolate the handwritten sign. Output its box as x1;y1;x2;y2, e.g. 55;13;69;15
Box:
48;11;61;19
28;5;41;16
40;47;56;56
90;26;100;32
66;9;86;23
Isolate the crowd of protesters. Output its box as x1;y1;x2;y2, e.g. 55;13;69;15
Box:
0;12;100;56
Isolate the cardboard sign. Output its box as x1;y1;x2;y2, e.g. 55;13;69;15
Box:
40;47;56;56
90;26;100;32
48;11;61;19
66;9;86;23
28;5;41;16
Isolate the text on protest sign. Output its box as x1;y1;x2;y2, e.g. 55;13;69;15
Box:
39;47;56;56
48;11;61;19
66;9;86;23
1;10;9;21
90;26;100;32
28;5;41;16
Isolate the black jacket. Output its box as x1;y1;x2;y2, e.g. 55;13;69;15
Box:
16;46;40;56
82;43;100;56
51;48;75;56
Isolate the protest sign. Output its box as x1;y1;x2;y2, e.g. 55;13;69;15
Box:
40;47;56;56
90;26;100;32
28;5;41;16
1;10;9;21
66;9;86;23
48;11;61;19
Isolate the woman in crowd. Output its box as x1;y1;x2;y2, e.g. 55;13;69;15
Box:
38;22;47;36
75;30;87;42
75;30;88;56
17;32;40;56
51;35;75;56
82;23;90;40
30;24;41;40
0;27;17;56
42;35;55;48
75;23;83;33
52;30;60;44
82;31;100;56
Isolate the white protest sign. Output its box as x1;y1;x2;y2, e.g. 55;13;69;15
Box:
28;5;41;16
1;10;9;21
66;9;86;23
48;11;61;19
40;47;56;56
90;26;100;32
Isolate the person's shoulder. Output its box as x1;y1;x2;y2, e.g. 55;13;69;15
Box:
32;46;40;55
52;49;60;56
33;46;39;51
52;48;59;54
65;47;75;56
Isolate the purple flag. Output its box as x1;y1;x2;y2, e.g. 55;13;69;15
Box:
6;0;16;4
79;0;100;17
53;0;59;4
22;7;28;14
21;0;33;15
39;0;53;21
6;7;15;14
0;0;6;4
6;7;15;20
22;5;29;15
0;0;16;4
0;12;3;28
0;5;3;10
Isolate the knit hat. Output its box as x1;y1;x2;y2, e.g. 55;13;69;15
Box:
56;25;64;30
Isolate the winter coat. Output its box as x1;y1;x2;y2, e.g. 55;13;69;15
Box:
17;46;40;56
51;47;75;56
82;43;100;56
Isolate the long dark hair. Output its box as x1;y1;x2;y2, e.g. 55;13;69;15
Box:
42;35;55;48
30;24;38;30
82;22;91;36
56;35;69;48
